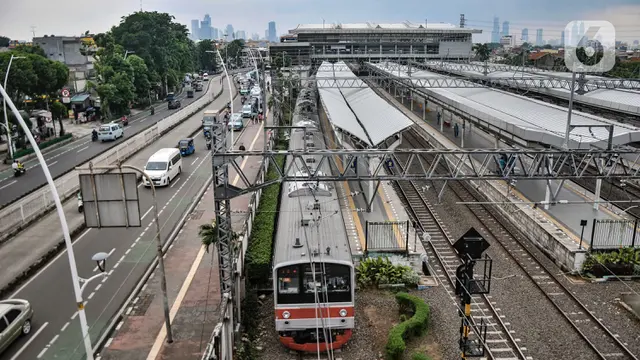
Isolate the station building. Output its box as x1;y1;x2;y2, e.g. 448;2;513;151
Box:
269;22;482;65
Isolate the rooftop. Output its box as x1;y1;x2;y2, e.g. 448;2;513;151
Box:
317;61;414;147
372;62;640;149
291;22;481;33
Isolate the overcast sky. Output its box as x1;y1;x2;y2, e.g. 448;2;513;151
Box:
1;0;639;43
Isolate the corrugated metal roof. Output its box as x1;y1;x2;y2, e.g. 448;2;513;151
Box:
292;22;464;31
425;61;640;116
70;94;90;103
317;61;414;146
372;62;640;149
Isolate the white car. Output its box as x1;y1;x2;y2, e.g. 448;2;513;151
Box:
97;122;123;142
229;113;244;131
241;105;253;118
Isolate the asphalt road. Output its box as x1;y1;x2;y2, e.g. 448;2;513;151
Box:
0;81;212;208
0;88;247;360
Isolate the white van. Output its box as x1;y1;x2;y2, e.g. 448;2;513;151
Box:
98;122;124;142
142;148;182;187
202;73;209;81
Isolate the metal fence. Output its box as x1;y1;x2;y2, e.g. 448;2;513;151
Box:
0;82;221;243
590;218;640;250
365;220;410;254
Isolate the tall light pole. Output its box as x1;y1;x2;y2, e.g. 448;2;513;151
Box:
206;49;234;149
123;50;135;60
3;55;25;160
0;83;97;360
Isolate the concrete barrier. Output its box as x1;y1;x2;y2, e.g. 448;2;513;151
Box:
0;79;223;245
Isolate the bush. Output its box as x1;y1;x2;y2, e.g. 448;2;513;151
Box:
385;292;430;360
245;145;286;284
581;248;640;277
357;257;420;288
411;353;431;360
13;133;73;158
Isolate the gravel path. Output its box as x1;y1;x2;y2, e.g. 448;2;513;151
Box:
411;177;601;360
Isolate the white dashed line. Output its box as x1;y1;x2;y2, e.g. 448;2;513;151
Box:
88;291;96;300
76;146;89;153
190;157;199;166
71;311;78;320
61;322;70;332
37;347;48;358
0;180;16;190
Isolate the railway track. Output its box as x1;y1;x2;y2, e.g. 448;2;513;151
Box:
398;130;639;360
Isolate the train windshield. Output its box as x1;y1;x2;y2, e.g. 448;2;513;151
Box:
277;263;352;304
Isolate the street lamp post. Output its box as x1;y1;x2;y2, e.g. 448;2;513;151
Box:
3;55;25;160
0;83;97;360
206;49;234;150
123;50;135;60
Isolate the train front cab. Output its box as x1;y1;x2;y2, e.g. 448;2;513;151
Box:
273;260;355;352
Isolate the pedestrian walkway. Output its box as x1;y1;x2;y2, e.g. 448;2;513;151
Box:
99;114;267;360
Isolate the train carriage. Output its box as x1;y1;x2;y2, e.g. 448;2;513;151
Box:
272;85;355;353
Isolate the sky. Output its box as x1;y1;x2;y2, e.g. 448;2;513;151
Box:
1;0;639;44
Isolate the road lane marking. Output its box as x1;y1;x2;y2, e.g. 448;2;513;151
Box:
9;322;49;360
190;157;199;166
61;322;69;332
36;347;48;358
71;311;78;320
49;334;59;345
146;121;262;360
88;291;95;299
0;180;17;190
76;146;89;153
9;229;92;298
170;177;181;188
140;207;153;220
47;161;58;167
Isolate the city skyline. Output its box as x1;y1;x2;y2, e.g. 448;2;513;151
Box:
1;0;638;44
189;14;274;42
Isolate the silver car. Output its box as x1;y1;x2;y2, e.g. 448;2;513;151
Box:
0;299;33;354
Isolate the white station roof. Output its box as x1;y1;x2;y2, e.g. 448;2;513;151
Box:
371;62;640;149
317;61;414;147
424;61;640;117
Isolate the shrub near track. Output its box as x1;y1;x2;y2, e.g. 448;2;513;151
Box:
385;292;430;360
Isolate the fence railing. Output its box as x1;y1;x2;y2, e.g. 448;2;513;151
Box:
201;117;276;360
0;80;222;244
364;220;410;255
590;218;640;250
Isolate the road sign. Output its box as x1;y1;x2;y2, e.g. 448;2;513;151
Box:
62;97;71;104
79;173;142;228
61;89;70;97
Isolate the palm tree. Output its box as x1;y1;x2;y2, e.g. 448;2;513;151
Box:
473;43;491;62
198;221;240;253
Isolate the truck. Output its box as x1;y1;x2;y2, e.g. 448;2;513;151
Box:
186;86;194;98
202;110;219;135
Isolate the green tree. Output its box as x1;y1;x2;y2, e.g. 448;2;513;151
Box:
126;55;152;106
50;101;68;136
272;53;292;69
473;43;491;62
224;39;245;68
198;222;240;253
196;39;219;72
108;11;195;96
14;44;46;57
0;36;10;47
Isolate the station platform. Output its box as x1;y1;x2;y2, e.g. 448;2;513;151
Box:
379;87;626;246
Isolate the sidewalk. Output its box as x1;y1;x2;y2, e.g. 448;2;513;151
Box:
99;109;269;360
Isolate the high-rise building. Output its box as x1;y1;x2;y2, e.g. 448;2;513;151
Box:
536;29;543;46
236;30;246;40
225;25;234;41
491;16;500;43
200;14;212;40
212;28;219;40
560;31;565;47
502;21;510;37
252;33;259;41
265;30;269;41
521;28;529;42
191;20;200;40
268;21;277;42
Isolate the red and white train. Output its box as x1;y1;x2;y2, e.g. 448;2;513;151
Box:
272;86;355;352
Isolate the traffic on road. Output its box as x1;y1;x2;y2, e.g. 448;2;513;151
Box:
0;78;246;360
0;82;211;208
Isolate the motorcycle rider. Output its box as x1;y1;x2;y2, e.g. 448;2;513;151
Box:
12;159;24;174
92;128;98;140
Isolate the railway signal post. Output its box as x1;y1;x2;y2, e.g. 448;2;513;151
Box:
453;228;493;359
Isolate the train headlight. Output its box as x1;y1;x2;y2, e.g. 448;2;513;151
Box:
282;311;291;319
339;309;347;317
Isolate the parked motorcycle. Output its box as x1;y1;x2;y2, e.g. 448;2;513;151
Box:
77;192;84;213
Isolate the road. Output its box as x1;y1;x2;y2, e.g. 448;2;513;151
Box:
0;84;247;360
0;81;212;208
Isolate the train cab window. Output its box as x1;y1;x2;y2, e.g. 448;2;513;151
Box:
302;263;352;303
277;266;300;295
